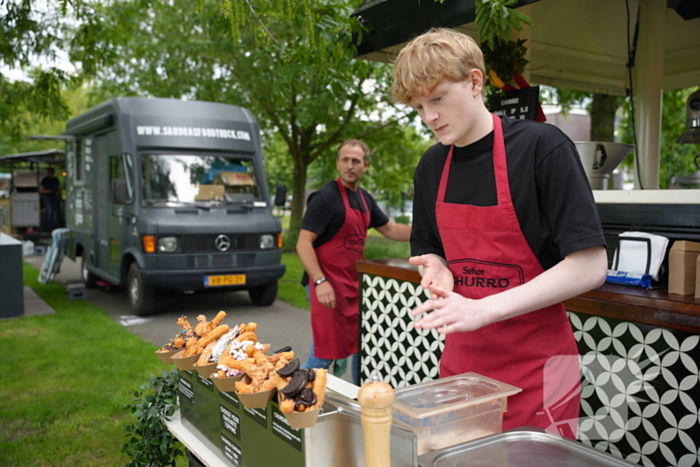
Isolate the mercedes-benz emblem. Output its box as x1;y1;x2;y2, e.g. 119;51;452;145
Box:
215;234;231;252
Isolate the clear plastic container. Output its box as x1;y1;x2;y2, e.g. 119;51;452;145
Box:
392;373;521;455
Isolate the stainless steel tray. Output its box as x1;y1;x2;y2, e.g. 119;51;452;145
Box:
417;427;636;466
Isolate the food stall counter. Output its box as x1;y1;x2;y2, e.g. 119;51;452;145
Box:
357;258;700;467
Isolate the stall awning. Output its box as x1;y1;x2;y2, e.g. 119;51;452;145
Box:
352;0;700;95
0;149;66;166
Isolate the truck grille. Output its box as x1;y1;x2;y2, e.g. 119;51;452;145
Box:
181;234;258;253
186;253;257;269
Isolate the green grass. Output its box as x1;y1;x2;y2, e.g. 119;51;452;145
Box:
0;264;185;467
279;252;310;310
364;235;411;260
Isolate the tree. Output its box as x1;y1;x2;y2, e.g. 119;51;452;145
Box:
80;0;415;243
0;0;111;144
0;85;91;157
619;87;700;189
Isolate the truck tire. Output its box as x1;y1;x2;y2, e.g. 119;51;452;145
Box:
127;263;157;316
81;256;99;289
248;280;278;306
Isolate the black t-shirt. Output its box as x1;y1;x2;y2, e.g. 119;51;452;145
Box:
300;180;389;285
411;116;606;271
40;177;60;198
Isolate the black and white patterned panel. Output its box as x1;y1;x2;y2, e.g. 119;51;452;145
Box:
359;274;445;388
570;312;700;467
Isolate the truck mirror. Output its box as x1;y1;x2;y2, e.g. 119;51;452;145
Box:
111;179;127;204
273;184;287;207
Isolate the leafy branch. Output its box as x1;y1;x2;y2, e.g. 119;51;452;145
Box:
122;369;183;467
475;0;532;49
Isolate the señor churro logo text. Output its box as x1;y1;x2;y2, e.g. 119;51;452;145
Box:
454;267;510;288
343;234;366;253
450;259;524;289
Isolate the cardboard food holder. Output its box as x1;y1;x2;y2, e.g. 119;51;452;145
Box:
211;373;245;392
193;361;218;379
155;348;181;364
235;377;277;409
170;350;199;371
279;394;321;430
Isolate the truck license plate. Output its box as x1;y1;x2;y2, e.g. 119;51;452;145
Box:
204;274;246;287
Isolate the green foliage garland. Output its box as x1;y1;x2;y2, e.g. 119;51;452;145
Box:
474;0;532;50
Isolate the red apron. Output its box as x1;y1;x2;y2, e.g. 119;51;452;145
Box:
436;114;580;438
310;178;371;359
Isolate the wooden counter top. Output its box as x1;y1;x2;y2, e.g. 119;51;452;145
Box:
357;258;700;334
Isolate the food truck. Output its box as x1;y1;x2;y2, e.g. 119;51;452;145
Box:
60;97;286;315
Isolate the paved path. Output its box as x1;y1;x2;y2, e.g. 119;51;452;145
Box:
24;255;315;368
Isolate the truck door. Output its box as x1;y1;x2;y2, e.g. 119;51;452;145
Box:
94;132;122;280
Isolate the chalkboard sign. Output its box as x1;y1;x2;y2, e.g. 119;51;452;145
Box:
489;86;540;121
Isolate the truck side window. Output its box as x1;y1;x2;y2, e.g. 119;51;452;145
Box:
122;153;135;203
110;155;134;204
66;139;84;182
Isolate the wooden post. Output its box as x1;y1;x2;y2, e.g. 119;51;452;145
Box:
358;379;395;467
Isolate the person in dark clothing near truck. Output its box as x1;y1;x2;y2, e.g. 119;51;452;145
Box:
296;139;411;384
39;167;61;232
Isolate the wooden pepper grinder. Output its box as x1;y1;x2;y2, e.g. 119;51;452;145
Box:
358;376;395;467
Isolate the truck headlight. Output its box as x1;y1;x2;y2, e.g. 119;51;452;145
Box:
158;236;179;252
260;234;274;249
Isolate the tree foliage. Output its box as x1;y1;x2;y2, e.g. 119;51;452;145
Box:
618;87;700;189
81;0;417;238
0;0;75;143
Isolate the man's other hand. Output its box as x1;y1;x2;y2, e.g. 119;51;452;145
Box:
316;281;336;309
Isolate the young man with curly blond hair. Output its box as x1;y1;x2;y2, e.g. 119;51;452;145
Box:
393;28;608;438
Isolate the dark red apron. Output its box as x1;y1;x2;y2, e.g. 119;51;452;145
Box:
310;178;371;359
436;114;580;438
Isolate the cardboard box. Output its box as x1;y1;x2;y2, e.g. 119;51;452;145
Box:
668;240;700;295
194;184;225;201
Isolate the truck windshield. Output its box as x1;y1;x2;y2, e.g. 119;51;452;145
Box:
141;154;263;206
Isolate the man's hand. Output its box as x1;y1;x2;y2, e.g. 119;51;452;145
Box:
411;285;490;334
409;254;454;299
316;281;336;309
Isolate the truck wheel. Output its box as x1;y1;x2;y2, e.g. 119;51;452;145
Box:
127;263;156;316
248;280;278;306
81;256;98;289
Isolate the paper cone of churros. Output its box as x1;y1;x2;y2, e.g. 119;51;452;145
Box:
159;312;228;369
226;348;296;408
235;376;277;408
276;359;327;430
155;348;180;364
170;349;199;371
